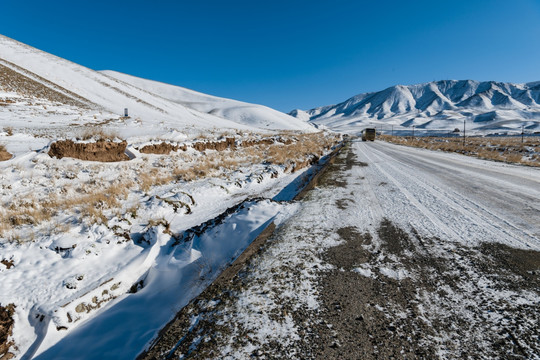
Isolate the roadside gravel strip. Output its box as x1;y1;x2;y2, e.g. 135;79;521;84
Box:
140;140;540;359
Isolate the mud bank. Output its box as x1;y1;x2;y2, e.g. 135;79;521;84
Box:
48;139;129;162
0;304;15;360
138;142;186;155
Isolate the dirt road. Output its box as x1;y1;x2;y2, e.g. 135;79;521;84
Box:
141;140;540;359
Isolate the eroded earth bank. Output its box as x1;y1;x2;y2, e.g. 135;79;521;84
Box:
141;140;540;359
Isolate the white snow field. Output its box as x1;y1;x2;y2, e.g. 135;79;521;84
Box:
0;149;317;359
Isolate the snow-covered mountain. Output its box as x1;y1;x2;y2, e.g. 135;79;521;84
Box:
291;80;540;134
0;34;313;135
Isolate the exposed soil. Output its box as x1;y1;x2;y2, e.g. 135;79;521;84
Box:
0;259;14;270
317;142;362;188
241;138;276;147
139;142;186;155
0;99;15;106
288;154;320;173
192;138;236;152
0;61;92;108
138;136;297;155
309;218;540;359
0;304;15;360
0;148;11;161
48;139;129;162
311;221;440;359
240;137;293;147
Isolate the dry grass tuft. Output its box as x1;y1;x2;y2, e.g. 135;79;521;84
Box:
381;135;540;167
77;128;118;141
0;145;12;161
0;180;135;239
138;169;174;193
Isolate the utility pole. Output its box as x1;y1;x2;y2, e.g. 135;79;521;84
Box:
391;125;394;137
522;125;524;144
463;119;466;147
412;125;415;139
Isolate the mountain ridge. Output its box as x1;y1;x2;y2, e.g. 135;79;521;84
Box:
291;80;540;134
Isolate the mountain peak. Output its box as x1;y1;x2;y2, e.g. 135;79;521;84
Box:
292;80;540;134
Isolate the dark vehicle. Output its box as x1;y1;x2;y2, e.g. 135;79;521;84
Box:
361;128;376;141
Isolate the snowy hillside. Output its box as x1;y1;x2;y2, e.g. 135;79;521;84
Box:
101;70;313;132
0;34;313;136
292;80;540;134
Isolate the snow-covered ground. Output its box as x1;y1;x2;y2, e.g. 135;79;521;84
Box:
0;33;314;164
0;134;339;359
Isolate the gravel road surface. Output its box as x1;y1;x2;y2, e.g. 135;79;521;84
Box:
141;140;540;359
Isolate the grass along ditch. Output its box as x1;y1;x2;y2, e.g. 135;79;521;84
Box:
380;134;540;167
1;131;340;241
138;141;347;360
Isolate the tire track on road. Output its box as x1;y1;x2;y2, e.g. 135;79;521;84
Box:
356;142;461;241
356;141;540;249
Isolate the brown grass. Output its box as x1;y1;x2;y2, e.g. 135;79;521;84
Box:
169;132;340;180
0;145;11;161
380;135;540;167
138;169;173;192
0;132;341;240
0;181;135;239
77;128;118;141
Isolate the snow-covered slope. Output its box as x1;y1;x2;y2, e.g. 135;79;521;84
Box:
292;80;540;134
101;70;314;132
0;34;313;133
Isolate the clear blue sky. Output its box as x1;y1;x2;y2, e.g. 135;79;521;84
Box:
1;0;540;112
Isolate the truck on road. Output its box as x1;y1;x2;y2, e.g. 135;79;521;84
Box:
361;128;376;141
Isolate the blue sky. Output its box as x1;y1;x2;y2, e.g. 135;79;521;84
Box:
1;0;540;112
